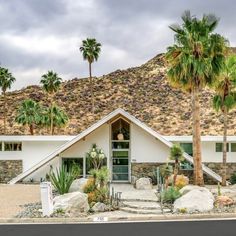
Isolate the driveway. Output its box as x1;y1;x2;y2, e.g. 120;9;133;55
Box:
0;184;40;218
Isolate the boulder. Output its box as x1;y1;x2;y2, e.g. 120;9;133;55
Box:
136;178;152;190
179;185;213;199
69;178;89;193
53;191;89;214
92;202;108;212
215;195;234;206
174;189;214;213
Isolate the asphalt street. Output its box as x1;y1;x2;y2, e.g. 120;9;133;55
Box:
0;219;236;236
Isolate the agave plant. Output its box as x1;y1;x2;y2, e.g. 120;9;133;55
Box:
48;164;80;195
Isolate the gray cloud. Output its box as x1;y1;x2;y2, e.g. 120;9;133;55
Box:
0;0;235;90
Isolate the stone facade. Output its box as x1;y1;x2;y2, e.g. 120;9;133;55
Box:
131;162;236;185
0;160;22;183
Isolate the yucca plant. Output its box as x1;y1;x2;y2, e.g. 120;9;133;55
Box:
48;164;80;195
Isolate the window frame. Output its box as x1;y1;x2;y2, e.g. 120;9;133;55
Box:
215;142;229;152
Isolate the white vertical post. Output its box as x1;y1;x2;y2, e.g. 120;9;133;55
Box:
40;182;54;216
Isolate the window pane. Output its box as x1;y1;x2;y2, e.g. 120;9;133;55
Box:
63;158;83;176
216;143;229;152
113;151;128;157
231;143;236;152
180;143;193;156
4;142;22;151
112;142;129;149
0;142;2;151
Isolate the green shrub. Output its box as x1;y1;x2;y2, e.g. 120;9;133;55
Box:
230;173;236;184
161;186;181;204
48;164;80;195
83;178;96;194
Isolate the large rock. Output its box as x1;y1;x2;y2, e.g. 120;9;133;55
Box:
136;177;152;190
179;185;213;198
69;178;89;193
174;189;214;213
53;191;89;214
92;202;108;212
215;195;234;206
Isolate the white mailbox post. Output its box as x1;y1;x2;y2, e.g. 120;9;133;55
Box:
40;182;54;216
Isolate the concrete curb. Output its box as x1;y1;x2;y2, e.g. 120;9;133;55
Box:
1;213;236;224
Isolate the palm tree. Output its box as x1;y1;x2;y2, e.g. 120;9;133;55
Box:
169;144;184;185
80;38;101;113
41;105;68;135
40;71;62;135
15;99;42;135
165;11;227;186
0;67;15;134
213;55;236;186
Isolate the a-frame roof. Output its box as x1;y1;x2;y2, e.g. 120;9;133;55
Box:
9;108;223;184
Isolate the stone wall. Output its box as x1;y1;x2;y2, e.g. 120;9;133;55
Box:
0;160;22;183
131;162;236;185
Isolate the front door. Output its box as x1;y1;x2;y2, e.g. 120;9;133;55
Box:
111;118;130;182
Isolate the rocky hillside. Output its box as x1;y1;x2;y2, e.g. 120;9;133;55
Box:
0;53;235;136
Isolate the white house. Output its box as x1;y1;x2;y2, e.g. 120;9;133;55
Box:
1;108;235;184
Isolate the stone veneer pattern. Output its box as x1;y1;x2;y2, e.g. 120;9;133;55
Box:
131;162;236;184
0;160;22;183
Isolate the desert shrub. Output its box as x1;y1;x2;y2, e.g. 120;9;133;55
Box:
175;175;189;189
161;186;181;204
85;167;110;204
83;178;96;194
48;164;80;195
86;144;106;169
230;173;236;184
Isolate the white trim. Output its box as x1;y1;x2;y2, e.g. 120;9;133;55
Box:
164;136;236;142
9;108;223;184
0;136;75;142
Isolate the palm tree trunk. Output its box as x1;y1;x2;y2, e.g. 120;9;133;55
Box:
89;62;94;114
3;91;6;134
192;86;204;186
50;94;54;135
222;108;228;186
29;124;34;135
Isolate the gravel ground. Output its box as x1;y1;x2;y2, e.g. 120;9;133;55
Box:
0;184;40;218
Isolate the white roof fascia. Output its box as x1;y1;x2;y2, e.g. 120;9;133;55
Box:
165;136;236;142
0;136;76;142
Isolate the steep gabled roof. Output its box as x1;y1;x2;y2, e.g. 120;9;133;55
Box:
9;108;223;184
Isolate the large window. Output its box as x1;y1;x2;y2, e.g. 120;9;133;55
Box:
63;158;84;176
4;142;22;151
231;143;236;152
216;143;229;152
111;118;130;181
180;143;193;156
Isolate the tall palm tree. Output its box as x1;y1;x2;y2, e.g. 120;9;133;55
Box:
15;99;42;135
165;11;227;186
41;105;69;135
213;55;236;186
80;38;101;113
40;71;62;135
0;67;15;134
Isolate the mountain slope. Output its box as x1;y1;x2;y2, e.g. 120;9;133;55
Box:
0;53;235;136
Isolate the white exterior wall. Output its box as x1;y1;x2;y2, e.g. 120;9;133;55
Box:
202;141;236;163
0;141;65;172
130;123;170;163
61;124;110;161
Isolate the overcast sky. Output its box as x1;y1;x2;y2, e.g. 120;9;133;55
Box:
0;0;235;90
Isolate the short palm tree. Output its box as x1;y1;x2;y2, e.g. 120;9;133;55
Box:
15;99;41;135
0;67;15;134
40;71;62;135
213;55;236;186
80;38;101;113
165;11;228;186
169;144;184;186
41;105;68;135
